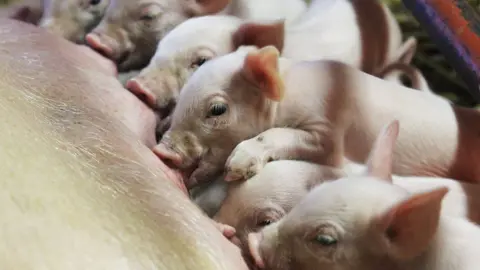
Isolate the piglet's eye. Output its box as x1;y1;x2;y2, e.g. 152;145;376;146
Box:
257;219;274;227
191;57;208;68
208;103;228;117
140;14;156;21
89;0;101;5
315;235;337;246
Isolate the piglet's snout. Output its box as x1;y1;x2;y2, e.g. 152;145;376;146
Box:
85;32;114;59
154;132;204;170
126;78;157;108
153;142;184;168
248;232;265;269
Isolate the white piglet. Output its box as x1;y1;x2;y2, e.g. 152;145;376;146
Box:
248;120;480;270
212;121;480;254
154;45;480;190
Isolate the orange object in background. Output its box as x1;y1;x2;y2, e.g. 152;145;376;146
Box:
402;0;480;101
432;1;480;66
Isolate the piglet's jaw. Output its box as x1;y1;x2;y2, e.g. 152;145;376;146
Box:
248;232;266;269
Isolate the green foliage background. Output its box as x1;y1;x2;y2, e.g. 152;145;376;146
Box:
1;0;479;106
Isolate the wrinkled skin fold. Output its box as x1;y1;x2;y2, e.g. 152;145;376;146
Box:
0;19;247;270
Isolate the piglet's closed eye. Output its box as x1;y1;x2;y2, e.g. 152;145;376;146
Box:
243;46;285;102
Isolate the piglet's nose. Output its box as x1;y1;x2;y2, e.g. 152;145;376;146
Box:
248;232;265;269
153;143;183;168
126;78;157;108
85;33;114;59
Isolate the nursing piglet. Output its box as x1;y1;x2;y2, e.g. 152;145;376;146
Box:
127;0;416;113
155;45;480;189
247;121;480;270
0;0;43;25
85;0;306;72
213;122;480;253
38;0;110;43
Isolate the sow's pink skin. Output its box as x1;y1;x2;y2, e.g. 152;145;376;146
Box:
154;45;480;193
84;0;306;72
0;19;249;269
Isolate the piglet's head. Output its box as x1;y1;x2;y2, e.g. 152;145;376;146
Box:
154;45;285;189
248;120;449;270
213;160;345;256
126;15;244;112
39;0;110;44
85;0;230;72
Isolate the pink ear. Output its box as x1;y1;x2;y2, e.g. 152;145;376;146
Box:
365;120;399;181
394;37;417;65
232;21;285;53
374;187;449;260
242;46;285;101
183;0;230;16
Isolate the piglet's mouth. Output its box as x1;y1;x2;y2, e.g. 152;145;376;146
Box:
152;144;199;192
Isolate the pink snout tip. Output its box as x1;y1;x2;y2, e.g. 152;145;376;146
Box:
85;33;114;59
224;172;241;182
248;232;265;269
126;78;157;108
214;221;237;238
153;143;184;168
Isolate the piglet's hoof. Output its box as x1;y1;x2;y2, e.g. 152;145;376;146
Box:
224;138;273;182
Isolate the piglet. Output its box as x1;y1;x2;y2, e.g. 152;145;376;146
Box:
38;0;110;43
85;0;306;72
248;120;480;270
155;45;480;190
127;0;416;113
0;0;43;25
213;121;480;254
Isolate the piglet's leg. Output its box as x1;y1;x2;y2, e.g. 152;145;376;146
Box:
225;128;336;181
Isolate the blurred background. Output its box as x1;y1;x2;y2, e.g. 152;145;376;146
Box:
1;0;479;107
